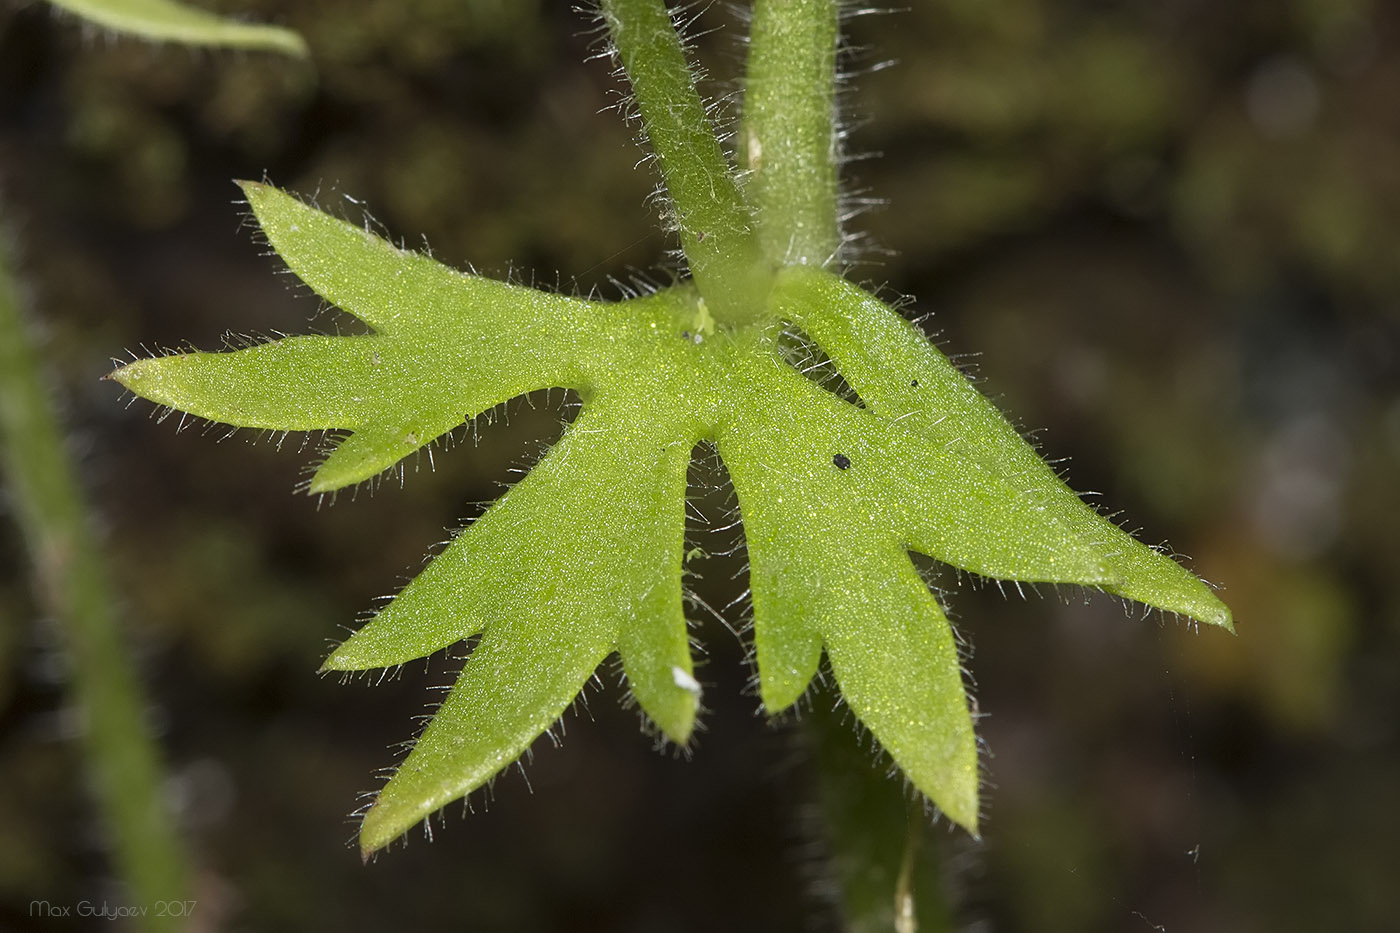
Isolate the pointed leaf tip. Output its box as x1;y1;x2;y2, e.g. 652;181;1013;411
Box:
359;802;397;859
1196;592;1235;633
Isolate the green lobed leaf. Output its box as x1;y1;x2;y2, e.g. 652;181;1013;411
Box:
716;358;978;827
772;266;1234;633
114;184;1230;852
47;0;307;56
113;183;614;492
344;397;696;855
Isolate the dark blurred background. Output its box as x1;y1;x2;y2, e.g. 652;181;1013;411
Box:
1;1;1397;930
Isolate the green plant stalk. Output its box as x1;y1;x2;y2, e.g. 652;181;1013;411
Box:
741;0;841;267
600;0;770;325
0;226;190;929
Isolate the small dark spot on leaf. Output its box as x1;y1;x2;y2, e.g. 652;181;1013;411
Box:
833;453;851;470
911;378;919;387
681;330;690;339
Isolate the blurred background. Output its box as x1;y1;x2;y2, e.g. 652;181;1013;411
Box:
1;0;1397;930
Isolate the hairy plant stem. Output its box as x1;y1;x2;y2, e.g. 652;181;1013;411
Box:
0;218;191;931
600;0;771;326
741;0;842;267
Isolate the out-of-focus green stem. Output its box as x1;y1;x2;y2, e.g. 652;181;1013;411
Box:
0;221;191;931
600;0;770;326
741;0;841;267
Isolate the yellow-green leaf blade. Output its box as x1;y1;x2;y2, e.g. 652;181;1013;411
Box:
718;349;977;829
612;433;697;745
359;615;616;857
239;181;611;351
48;0;306;56
323;394;694;715
775;267;1233;630
722;341;1115;595
821;545;979;833
325;391;697;853
109;336;384;431
117;185;688;492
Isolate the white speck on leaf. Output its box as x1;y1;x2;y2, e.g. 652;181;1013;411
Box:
671;666;702;696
